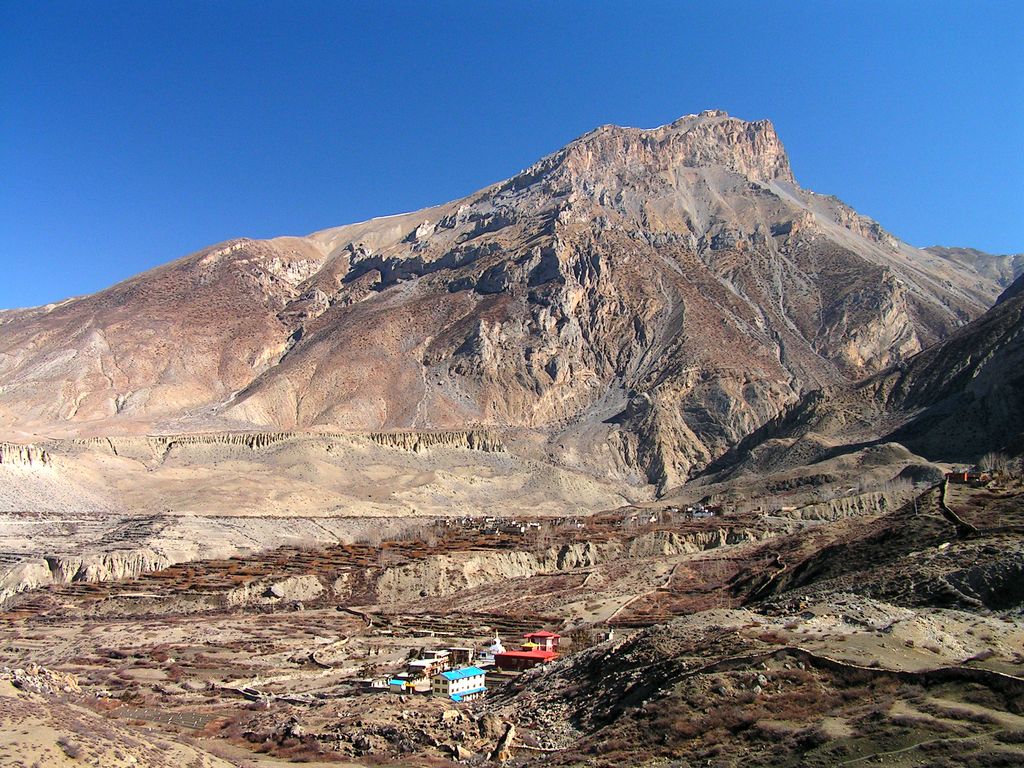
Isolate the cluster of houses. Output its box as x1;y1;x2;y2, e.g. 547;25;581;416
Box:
681;502;718;519
441;516;588;536
945;470;992;486
384;630;561;702
620;503;721;527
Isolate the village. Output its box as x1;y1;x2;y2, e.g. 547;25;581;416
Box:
441;502;720;538
1;471;1022;765
380;628;564;700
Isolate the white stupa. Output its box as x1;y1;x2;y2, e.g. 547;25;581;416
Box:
489;632;506;655
482;631;505;661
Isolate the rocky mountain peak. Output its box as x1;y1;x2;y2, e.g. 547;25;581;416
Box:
512;110;794;195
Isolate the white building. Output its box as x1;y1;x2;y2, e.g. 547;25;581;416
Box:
431;666;487;702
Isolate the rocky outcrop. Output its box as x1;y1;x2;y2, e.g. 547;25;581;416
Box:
0;442;49;467
518;109;795;189
363;430;504;453
3;664;81;696
224;574;327;607
0;558;55;609
64;429;505;465
491;722;517;763
42;549;172;583
0;549;172;609
625;528;762;556
772;491;901;522
375;550;555;603
375;528;771;604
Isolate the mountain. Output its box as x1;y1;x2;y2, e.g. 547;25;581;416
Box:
706;273;1024;483
873;273;1024;458
925;245;1024;292
0;111;1005;490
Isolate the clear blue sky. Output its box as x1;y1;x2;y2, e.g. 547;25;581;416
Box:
2;1;1022;309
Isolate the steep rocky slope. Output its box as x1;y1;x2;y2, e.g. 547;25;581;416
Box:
0;111;1003;488
706;273;1024;481
926;245;1023;292
874;273;1024;458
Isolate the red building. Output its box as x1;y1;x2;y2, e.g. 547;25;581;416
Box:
945;471;991;486
523;630;561;652
493;648;558;671
493;630;561;671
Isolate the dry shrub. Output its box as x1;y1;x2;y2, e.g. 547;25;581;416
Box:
918;739;955;754
596;737;632;754
950;749;1022;768
960;684;1007;711
702;704;766;734
921;701;1001;725
664;717;701;739
761;684;841;722
57;736;83;759
795;724;829;749
165;664;186;682
889;714;962;734
775;667;816;685
752;720;794;741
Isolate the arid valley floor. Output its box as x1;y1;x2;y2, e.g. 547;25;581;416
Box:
2;468;1023;767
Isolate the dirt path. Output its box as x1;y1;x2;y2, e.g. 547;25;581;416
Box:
834;728;1008;766
939;479;978;536
606;561;684;623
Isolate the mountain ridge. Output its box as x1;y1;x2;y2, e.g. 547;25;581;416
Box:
701;272;1024;486
0;111;1009;491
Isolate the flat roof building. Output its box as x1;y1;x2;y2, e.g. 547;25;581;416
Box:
493;649;558;671
432;666;487;702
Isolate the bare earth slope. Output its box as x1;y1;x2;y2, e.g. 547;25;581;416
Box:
0;111;1004;490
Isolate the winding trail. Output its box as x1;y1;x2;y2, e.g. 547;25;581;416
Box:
834;729;1009;767
606;561;684;623
938;479;979;536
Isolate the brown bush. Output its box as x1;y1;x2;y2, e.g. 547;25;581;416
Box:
775;667;816;685
795;724;829;749
666;718;702;739
57;736;83;759
703;704;766;733
165;664;186;682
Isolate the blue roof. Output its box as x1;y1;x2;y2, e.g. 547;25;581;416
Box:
440;666;486;681
450;686;486;702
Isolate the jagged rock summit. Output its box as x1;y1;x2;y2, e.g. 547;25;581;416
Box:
523;109;795;187
0;111;1007;491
